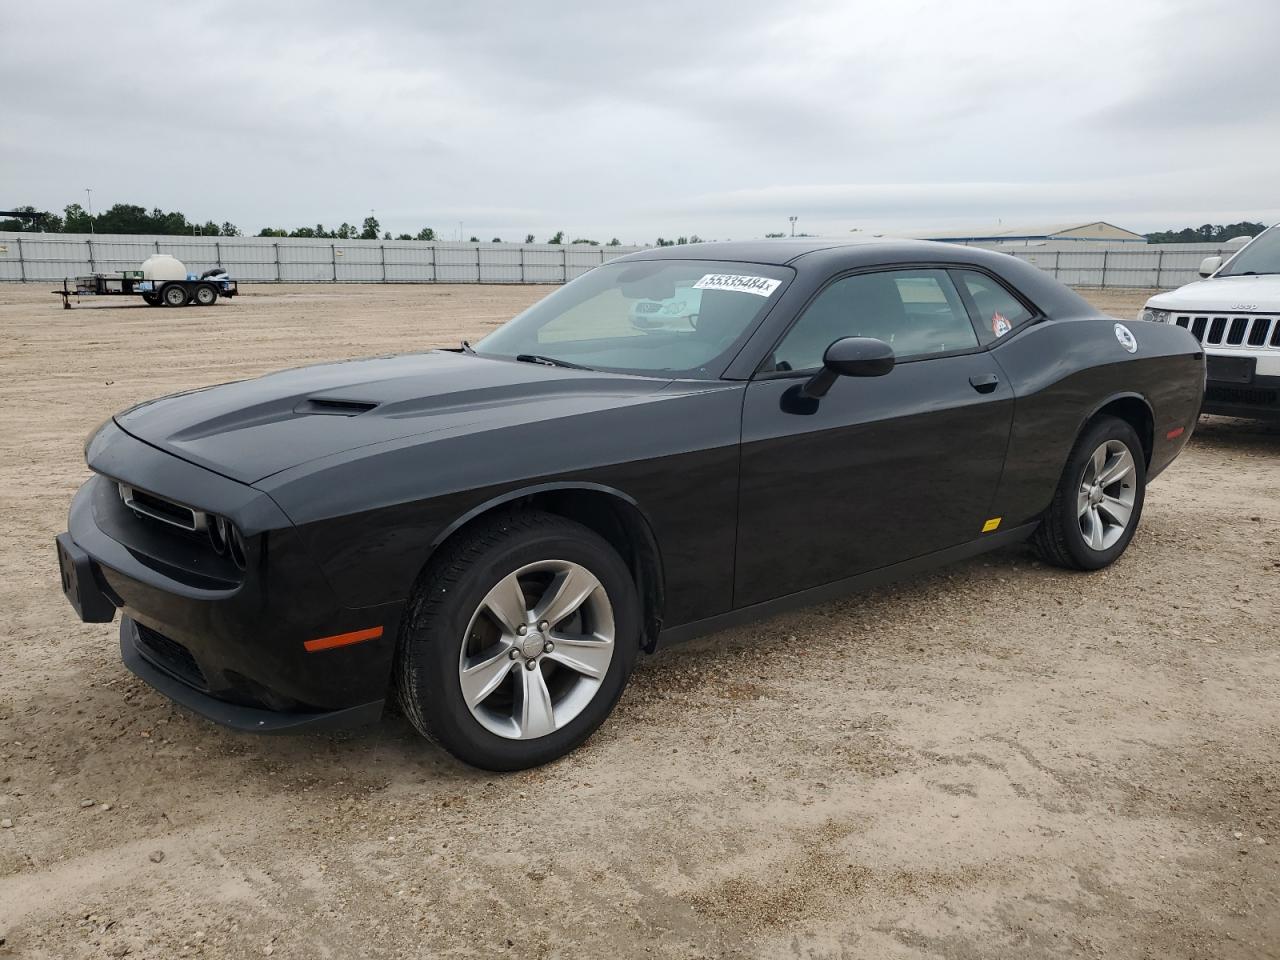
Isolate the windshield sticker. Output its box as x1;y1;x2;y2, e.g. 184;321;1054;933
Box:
991;312;1012;338
693;274;781;297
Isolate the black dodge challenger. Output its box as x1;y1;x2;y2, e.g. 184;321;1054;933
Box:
56;240;1205;769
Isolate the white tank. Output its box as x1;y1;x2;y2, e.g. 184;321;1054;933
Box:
140;254;187;281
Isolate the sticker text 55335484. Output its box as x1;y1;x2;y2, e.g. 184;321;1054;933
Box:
693;274;782;298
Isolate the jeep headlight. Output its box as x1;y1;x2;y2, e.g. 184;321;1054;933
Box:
1140;308;1169;324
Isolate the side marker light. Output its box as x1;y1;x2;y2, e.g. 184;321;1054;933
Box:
303;626;384;653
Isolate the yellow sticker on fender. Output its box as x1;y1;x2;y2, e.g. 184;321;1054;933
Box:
982;517;1001;533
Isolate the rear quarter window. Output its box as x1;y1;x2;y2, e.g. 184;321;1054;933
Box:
953;270;1035;345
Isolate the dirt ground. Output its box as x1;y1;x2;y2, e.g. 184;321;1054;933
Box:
0;282;1277;960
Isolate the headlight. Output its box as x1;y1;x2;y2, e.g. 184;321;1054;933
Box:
1140;308;1169;324
227;522;248;570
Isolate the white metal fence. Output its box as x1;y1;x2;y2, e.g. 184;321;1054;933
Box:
992;243;1233;290
0;232;1240;290
0;234;649;284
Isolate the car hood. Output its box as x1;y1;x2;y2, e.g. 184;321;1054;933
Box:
1147;274;1280;312
114;350;670;484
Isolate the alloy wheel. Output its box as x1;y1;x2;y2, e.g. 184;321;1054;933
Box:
1077;439;1137;551
458;559;615;740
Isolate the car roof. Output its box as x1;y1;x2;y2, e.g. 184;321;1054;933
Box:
611;237;881;266
610;237;1033;268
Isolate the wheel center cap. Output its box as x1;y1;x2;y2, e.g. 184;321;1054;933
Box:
519;631;546;658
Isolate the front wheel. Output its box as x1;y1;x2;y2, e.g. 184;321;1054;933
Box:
395;510;639;770
1033;415;1146;570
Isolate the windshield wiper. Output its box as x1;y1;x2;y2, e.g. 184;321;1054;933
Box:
515;353;591;370
460;339;476;354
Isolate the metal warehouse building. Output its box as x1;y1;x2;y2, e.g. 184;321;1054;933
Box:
905;221;1147;246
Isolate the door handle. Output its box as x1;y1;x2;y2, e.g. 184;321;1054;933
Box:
969;373;1000;394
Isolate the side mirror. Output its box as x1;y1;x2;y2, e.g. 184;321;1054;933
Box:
1199;256;1222;278
801;337;895;399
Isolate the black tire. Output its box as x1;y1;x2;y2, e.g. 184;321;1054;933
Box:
143;292;162;306
395;510;639;771
1032;415;1146;570
160;283;189;307
193;283;218;306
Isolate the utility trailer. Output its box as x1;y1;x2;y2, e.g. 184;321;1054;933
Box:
52;254;238;309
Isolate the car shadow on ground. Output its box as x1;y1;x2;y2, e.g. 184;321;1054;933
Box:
1190;414;1280;452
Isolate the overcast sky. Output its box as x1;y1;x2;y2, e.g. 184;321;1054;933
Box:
3;0;1277;242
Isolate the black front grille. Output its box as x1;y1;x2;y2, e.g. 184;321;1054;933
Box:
1174;313;1278;347
135;624;207;690
1205;386;1278;407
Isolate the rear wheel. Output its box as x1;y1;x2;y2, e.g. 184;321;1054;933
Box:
1033;415;1146;570
161;283;189;307
193;283;218;306
396;510;638;770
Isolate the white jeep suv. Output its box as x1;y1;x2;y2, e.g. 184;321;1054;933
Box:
1140;224;1280;420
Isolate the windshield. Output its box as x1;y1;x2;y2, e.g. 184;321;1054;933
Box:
475;259;792;378
1220;226;1280;276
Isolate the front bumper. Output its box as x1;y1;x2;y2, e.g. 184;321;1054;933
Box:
57;427;402;732
120;617;383;732
1203;370;1280;420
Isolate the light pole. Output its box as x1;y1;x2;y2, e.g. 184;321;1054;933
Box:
85;187;95;234
788;215;798;237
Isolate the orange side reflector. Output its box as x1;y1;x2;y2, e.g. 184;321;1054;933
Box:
1166;426;1185;440
303;626;384;653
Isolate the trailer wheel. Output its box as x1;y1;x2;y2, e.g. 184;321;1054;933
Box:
193;283;218;306
161;283;190;307
143;293;162;307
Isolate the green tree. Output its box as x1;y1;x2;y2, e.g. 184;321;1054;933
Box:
607;238;621;246
525;233;535;244
0;205;61;232
491;237;502;243
1144;221;1267;243
571;238;599;245
359;216;381;240
257;227;289;237
469;236;480;243
764;232;785;238
220;221;241;237
547;231;565;244
396;233;413;240
335;223;354;239
415;227;436;241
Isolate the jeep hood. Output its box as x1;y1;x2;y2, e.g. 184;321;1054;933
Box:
1148;274;1280;312
114;350;668;484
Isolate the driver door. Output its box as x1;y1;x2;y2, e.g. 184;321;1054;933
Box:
733;268;1014;607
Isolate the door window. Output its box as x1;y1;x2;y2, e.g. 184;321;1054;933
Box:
769;269;978;372
952;270;1034;344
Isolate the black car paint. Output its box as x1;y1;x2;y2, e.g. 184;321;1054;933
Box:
59;239;1204;727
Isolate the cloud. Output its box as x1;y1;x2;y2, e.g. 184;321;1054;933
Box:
1;0;1276;240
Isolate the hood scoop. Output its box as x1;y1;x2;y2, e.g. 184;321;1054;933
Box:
295;397;380;416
